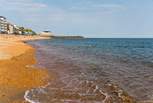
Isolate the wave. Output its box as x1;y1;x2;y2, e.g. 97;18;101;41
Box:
23;80;135;103
24;90;39;103
24;83;50;103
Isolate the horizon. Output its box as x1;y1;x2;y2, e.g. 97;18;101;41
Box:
1;0;153;38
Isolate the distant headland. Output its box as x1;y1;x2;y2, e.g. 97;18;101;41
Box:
39;31;84;39
52;35;84;39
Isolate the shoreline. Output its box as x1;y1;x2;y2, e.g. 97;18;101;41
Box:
0;34;51;103
0;35;148;103
27;40;137;103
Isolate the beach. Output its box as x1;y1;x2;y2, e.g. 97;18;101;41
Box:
1;35;153;103
1;0;152;102
0;35;136;103
0;34;51;103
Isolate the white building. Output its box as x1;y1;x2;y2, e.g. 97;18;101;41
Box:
0;16;21;34
40;31;54;37
0;16;8;33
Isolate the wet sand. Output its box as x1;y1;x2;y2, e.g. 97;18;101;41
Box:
0;34;51;103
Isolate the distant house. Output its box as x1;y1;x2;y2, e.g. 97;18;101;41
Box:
40;31;54;37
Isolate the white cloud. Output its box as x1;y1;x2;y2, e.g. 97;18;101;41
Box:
0;0;47;11
93;4;125;9
0;0;128;36
69;3;125;13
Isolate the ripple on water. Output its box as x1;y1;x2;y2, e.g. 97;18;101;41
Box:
24;79;136;103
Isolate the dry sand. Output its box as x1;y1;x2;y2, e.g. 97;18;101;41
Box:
0;34;51;103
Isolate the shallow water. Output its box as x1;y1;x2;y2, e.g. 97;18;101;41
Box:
27;38;153;103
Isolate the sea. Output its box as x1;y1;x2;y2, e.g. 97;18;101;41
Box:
25;38;153;103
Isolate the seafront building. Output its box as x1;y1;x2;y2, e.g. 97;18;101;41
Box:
0;16;8;33
0;16;21;34
40;31;53;37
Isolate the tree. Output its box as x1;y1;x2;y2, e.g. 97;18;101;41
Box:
19;27;37;35
19;27;25;35
24;28;36;35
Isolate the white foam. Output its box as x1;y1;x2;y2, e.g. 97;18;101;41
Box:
24;90;40;103
24;82;50;103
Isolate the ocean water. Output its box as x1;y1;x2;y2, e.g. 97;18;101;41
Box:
26;38;153;103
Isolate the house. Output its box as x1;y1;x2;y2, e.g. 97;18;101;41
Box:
40;31;54;37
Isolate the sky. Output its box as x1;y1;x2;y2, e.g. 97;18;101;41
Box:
1;0;153;38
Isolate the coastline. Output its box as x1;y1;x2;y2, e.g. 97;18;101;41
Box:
27;39;137;103
0;34;51;103
0;35;148;103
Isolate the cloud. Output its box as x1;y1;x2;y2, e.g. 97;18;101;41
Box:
92;4;125;9
0;0;129;37
0;0;47;11
68;1;125;13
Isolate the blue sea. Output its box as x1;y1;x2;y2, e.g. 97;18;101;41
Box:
26;38;153;103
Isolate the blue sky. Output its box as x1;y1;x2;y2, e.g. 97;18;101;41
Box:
1;0;153;37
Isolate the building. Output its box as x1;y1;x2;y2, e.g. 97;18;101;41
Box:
40;31;54;37
7;23;14;34
0;16;8;33
11;24;21;34
0;16;22;34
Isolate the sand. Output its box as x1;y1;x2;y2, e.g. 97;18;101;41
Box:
0;34;51;103
0;34;51;42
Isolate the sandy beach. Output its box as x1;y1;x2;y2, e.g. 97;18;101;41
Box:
0;35;143;103
0;34;51;103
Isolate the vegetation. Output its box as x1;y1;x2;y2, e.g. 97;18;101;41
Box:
19;27;37;35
